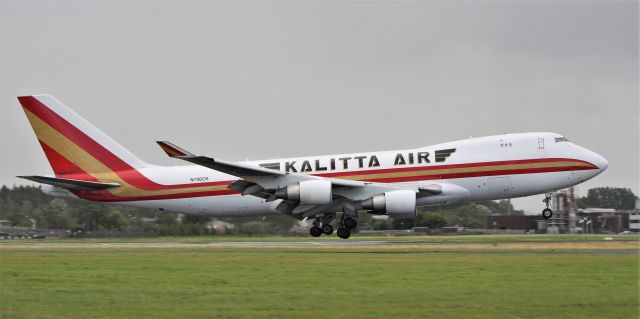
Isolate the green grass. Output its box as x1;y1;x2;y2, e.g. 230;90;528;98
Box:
1;244;638;318
5;233;640;244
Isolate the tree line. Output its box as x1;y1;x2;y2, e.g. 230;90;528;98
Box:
0;185;635;236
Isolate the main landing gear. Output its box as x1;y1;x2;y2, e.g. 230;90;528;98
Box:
308;215;358;239
541;192;553;220
337;216;358;240
322;224;334;235
308;217;335;237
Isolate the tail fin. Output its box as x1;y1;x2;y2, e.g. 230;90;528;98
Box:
18;94;148;178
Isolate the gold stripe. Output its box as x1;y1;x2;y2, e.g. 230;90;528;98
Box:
336;161;592;181
24;109;227;198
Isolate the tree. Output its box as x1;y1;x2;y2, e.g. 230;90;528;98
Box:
415;213;447;228
372;219;392;230
578;188;637;209
157;213;179;226
74;202;103;231
237;221;278;236
44;199;72;229
100;210;127;231
182;215;211;225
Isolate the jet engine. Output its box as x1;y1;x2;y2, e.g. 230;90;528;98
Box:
362;190;416;218
274;180;332;205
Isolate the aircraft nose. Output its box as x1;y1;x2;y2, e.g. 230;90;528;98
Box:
591;151;608;172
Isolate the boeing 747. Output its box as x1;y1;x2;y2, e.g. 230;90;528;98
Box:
17;95;608;238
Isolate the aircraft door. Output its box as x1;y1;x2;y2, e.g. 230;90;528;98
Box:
538;138;545;149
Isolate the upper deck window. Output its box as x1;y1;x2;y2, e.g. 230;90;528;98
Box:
554;137;570;143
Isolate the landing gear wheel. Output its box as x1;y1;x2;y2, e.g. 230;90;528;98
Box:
337;227;351;239
343;217;357;230
322;224;334;235
309;226;322;237
541;192;553;220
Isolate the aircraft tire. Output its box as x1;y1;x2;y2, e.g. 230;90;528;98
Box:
337;227;351;239
542;208;553;219
322;224;334;235
309;226;322;237
343;217;357;230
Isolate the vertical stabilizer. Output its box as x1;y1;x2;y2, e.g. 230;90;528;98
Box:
18;94;148;177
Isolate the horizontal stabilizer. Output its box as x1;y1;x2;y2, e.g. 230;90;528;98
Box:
17;175;120;191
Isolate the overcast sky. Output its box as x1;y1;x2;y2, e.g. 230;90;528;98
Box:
1;1;638;214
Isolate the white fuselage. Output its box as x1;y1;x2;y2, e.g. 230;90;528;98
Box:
68;132;605;216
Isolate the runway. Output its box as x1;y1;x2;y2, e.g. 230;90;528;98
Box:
1;240;638;254
1;241;395;248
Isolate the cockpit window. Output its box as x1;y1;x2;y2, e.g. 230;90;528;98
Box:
554;137;570;143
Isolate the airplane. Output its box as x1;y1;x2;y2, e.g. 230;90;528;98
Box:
16;94;608;239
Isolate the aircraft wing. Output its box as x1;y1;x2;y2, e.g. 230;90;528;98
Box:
157;141;365;188
157;141;444;218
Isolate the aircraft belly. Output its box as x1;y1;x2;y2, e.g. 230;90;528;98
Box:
124;195;276;217
431;169;592;203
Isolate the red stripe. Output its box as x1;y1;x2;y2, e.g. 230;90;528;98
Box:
20;97;175;189
38;140;230;189
316;157;596;178
39;141;87;177
77;162;595;202
361;165;594;183
21;96;228;190
20;96;134;173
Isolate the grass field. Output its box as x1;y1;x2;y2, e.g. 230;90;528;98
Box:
1;235;638;319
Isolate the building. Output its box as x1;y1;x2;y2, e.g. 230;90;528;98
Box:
630;212;640;233
486;208;633;234
575;208;630;234
486;215;541;233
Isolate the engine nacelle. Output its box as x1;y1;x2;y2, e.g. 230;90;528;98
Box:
362;190;416;218
274;180;332;205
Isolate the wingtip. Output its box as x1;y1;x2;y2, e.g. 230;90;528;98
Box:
17;94;52;101
156;141;194;157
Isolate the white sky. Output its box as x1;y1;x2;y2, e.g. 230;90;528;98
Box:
0;1;638;214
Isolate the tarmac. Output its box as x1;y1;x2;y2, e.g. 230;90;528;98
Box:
0;240;638;254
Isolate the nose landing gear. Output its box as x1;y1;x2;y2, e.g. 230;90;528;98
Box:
541;192;553;219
